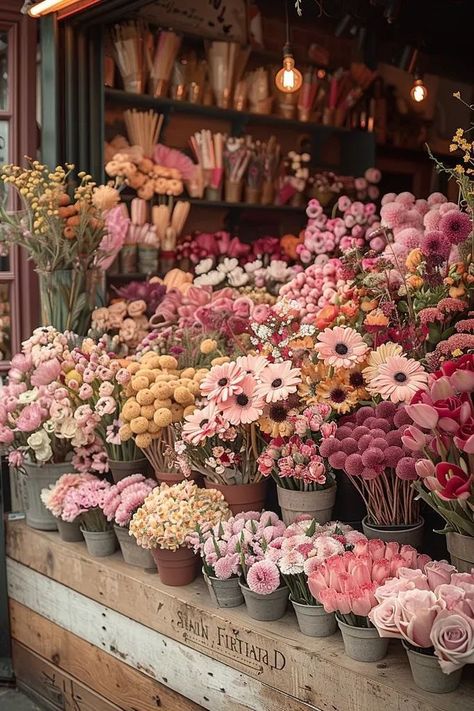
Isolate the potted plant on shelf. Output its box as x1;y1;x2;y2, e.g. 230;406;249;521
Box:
0;161;127;335
119;351;209;485
274;519;366;637
0;327;103;531
321;400;426;548
406;355;474;571
41;472;97;541
234;511;289;621
187;516;246;608
63;340;150;483
179;355;301;514
61;477;116;557
258;404;336;525
102;474;157;569
308;539;431;662
129;480;229;586
369;560;473;692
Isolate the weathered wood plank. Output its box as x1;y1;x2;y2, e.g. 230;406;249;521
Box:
10;601;204;711
12;641;121;711
8;560;319;711
7;522;474;711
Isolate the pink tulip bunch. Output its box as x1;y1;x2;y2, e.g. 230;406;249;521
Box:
405;354;474;537
102;474;157;527
369;560;474;674
297;195;382;265
308;539;431;627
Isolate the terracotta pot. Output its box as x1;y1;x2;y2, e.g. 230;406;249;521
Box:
23;461;75;531
151;546;198;586
362;516;424;549
239;581;288;621
277;485;336;526
203;571;243;608
291;598;337;637
155;470;203;487
108;458;150;484
114;525;155;570
403;643;462;693
336;616;388;662
203;479;267;515
81;528;117;558
57;518;83;543
446;531;474;572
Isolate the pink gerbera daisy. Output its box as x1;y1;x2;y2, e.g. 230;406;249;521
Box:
220;376;264;425
236;354;268;377
182;402;220;444
365;355;428;403
315;326;368;369
200;362;246;403
256;361;301;403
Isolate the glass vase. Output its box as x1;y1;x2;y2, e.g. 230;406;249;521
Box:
37;268;104;335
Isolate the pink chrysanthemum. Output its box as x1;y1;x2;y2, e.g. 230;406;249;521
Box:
221;376;264;425
366;355;428;403
200;362;246;402
315;326;368;369
256;361;301;403
246;559;281;595
438;210;472;245
420;230;451;258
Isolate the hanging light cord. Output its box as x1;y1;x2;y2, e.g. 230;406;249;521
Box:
284;0;290;52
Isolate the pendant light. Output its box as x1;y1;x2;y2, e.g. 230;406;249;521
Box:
275;1;303;94
410;74;428;103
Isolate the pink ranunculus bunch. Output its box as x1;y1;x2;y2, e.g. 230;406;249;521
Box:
369;560;474;674
187;511;284;581
405;354;474;537
308;539;431;627
320;401;423;526
298;195;382;265
181;355;301;485
61;476;112;531
40;472;97;519
258;434;334;491
102;473;157;527
278;259;349;323
271;518;365;604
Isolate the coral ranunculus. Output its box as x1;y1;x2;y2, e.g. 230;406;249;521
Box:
435;462;472;501
314;304;339;330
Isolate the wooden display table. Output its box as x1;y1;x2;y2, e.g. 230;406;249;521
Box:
5;521;474;711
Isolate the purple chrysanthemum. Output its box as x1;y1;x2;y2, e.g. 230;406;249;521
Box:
438;210;472;245
420;230;451;258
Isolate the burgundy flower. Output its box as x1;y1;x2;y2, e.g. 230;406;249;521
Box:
435;462;472;501
438;210;472;245
435;354;474;379
453;416;474;453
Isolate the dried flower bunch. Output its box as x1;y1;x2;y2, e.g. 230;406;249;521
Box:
129;480;229;550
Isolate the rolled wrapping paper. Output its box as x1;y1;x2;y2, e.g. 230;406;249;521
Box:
131;197;148;225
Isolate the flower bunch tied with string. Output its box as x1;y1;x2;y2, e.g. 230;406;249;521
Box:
178;354;301;485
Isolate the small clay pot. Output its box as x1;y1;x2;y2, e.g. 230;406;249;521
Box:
154;470;203;487
203;479;267;515
151;546;199;586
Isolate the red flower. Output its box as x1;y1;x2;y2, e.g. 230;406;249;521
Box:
434;354;474;379
453;416;474;453
435;462;472;501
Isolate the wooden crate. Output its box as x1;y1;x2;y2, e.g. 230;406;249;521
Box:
6;521;474;711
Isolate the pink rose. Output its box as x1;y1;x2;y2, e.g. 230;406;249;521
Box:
369;597;402;637
425;560;457;590
430;610;474;674
394;589;444;648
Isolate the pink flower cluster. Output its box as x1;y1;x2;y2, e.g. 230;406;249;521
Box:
102;474;157;527
40;472;97;518
176;231;287;266
380;191;469;268
258;435;330;488
308;539;430;622
298;196;381;264
369;561;474;674
278;259;350;323
62;477;111;524
187;510;285;585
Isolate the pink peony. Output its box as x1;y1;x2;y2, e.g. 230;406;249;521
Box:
16;403;44;432
30;358;61;387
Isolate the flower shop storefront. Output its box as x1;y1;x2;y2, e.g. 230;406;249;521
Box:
1;0;474;709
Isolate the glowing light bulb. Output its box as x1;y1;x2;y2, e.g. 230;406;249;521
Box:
275;54;303;94
410;78;428;103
